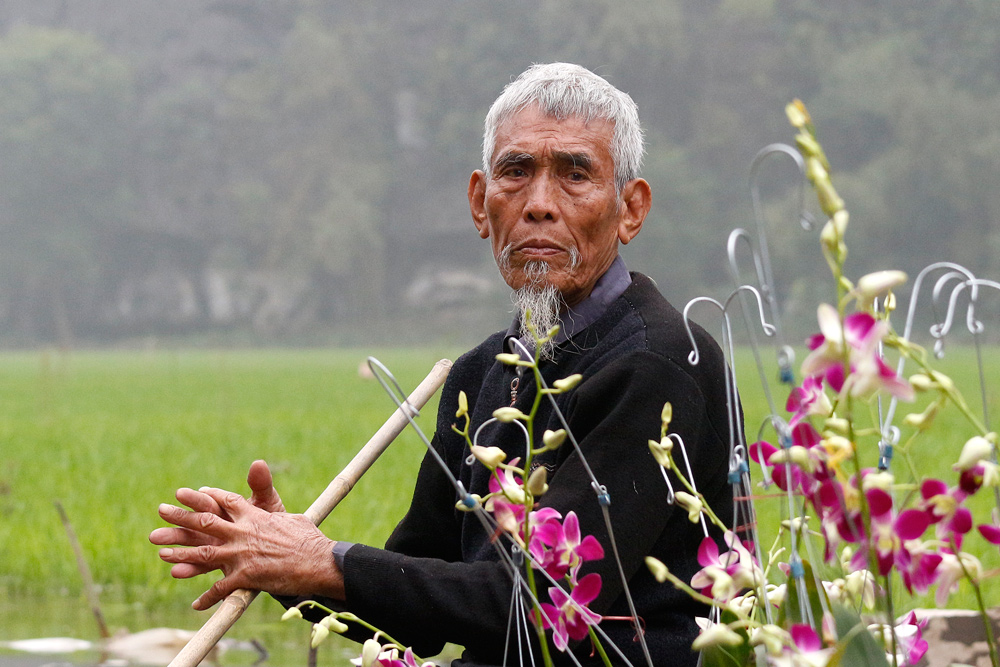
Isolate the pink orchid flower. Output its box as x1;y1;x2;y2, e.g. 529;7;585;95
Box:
485;457;525;507
801;305;913;401
529;510;604;582
844;488;931;577
919;479;973;547
893;611;929;666
690;531;762;602
786;376;832;427
539;573;603;652
749;422;829;498
979;522;1000;546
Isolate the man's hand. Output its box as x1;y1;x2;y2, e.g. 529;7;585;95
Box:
149;461;343;610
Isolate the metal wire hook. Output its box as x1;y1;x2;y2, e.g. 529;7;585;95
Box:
468;417;531;465
683;286;775;367
748;143;815;233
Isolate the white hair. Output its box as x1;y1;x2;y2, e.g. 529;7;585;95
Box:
482;63;645;194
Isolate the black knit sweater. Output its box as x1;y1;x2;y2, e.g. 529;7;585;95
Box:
336;273;736;666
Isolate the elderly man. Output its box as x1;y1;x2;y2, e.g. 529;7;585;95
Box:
151;63;734;667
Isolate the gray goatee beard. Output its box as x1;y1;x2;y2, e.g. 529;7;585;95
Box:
497;244;580;361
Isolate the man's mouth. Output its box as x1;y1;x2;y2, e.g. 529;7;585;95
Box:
513;241;564;258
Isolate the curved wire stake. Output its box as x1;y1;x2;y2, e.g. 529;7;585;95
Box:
880;262;979;439
728;143;815;407
749;143;815;236
684;286;775;467
926;277;1000;518
682;289;810;625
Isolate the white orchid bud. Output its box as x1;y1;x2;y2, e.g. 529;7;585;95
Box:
492;406;527;423
646;556;669;583
455;391;468;418
311;622;330;648
361;639;381;667
767;445;812;472
469;444;506;469
785;100;810;128
856;270;907;309
661;402;673;429
552;373;582;391
455;494;482;512
281;607;303;621
649;437;674;469
526;466;549;497
692;623;743;651
823;417;850;436
909;374;935;391
320;615;349;634
930;371;955;392
674;491;703;523
495;352;522;366
955;435;995;471
542;429;566;450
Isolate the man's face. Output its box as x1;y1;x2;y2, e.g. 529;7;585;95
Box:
468;105;650;308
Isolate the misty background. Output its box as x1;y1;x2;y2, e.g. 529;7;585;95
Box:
0;1;997;348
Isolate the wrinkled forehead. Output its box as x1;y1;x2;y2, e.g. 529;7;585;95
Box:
490;105;615;166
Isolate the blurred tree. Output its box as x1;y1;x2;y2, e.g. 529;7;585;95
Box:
0;26;137;344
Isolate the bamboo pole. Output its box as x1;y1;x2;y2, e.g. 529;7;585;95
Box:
167;358;452;667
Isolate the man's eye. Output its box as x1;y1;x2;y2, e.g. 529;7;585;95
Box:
567;171;586;181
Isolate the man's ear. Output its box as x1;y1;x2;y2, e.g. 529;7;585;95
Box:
468;170;490;239
617;178;651;245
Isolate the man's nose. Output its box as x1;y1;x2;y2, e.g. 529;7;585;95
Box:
523;173;558;222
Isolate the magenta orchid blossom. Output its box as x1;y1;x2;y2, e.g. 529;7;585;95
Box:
919;479;973;547
843;488;931;578
539;573;603;652
800;304;914;401
892;611;930;666
529;510;604;582
786;376;832;427
690;531;763;602
485;457;525;507
979;522;1000;546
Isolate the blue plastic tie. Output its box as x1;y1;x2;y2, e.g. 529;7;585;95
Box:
779;366;795;384
460;494;477;509
728;460;748;484
878;444;894;471
597;492;611;506
789;559;804;579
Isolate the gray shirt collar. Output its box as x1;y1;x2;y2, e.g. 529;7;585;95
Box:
504;255;632;360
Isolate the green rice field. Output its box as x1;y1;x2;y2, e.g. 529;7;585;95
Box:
0;345;997;662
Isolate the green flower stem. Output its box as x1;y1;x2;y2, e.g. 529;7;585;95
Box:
588;626;614;667
951;538;1000;667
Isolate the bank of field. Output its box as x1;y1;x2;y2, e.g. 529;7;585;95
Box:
0;347;997;637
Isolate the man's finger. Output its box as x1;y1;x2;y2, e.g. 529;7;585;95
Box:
176;487;227;517
170;562;215;579
192;574;239;611
157;503;233;538
200;487;258;519
247;460;285;513
149;526;220;548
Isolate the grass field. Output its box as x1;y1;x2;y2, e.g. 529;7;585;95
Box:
0;345;998;657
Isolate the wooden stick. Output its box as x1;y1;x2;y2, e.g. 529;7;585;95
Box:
167;358;452;667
